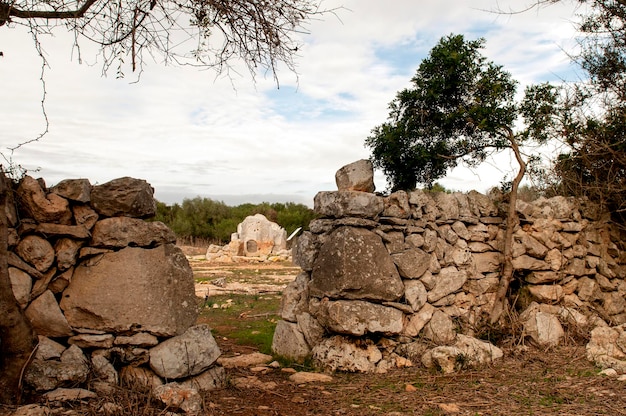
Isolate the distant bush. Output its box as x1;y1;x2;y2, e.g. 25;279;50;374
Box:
154;198;317;244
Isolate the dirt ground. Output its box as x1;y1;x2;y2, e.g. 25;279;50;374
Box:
188;256;626;416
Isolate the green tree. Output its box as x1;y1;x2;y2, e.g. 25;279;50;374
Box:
366;34;559;324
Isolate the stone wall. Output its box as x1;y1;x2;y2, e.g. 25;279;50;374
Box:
272;160;626;375
5;176;223;411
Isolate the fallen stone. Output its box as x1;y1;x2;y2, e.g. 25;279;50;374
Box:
149;324;221;379
218;352;273;368
289;372;334;383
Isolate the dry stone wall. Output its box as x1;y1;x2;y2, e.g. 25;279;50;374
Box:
272;160;626;375
5;176;224;411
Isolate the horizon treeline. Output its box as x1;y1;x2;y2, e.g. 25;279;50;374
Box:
154;197;317;245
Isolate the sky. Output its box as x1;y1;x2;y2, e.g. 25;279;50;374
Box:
1;0;584;207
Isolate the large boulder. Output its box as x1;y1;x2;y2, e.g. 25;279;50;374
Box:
315;299;404;336
60;244;197;336
309;226;404;302
335;159;375;193
90;177;156;218
314;191;383;219
90;217;176;248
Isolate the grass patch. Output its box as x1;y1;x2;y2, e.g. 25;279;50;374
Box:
197;294;281;354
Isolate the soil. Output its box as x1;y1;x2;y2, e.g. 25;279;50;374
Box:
186;256;626;416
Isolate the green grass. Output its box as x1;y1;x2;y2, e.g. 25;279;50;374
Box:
197;294;281;354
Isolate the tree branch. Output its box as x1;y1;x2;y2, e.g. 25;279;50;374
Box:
1;0;98;23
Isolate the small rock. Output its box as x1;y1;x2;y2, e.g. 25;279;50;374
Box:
288;372;333;384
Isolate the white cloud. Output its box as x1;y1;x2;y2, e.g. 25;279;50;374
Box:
1;0;582;206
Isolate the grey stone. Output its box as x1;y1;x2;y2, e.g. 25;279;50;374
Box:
392;248;430;279
25;290;73;338
50;179;92;203
280;272;309;322
271;320;311;362
314;191;384;219
316;299;403;336
149;324;221;379
312;336;382;373
335;159;375;192
423;310;457;345
427;266;468;303
90;217;176;249
309;227;404;302
90;177;156;218
404;279;427;311
61;244;197;336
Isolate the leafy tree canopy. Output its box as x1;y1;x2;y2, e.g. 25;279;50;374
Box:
365;34;557;192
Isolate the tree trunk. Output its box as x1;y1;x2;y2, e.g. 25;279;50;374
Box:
0;172;38;405
489;131;526;325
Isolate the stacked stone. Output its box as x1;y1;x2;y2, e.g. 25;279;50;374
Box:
271;160;626;375
7;176;223;412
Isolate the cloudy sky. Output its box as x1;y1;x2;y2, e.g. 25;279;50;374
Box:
1;0;583;206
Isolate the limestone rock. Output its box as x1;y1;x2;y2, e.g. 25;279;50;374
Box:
335;159;375;193
17;176;72;224
16;235;55;272
35;336;66;360
427;266;468;303
153;382;202;414
51;179;91;203
24;345;89;391
586;325;626;373
61;244;197;336
271;320;311;362
383;191;411;218
521;305;564;347
404;303;436;337
297;312;326;348
218;352;273;368
180;366;226;392
422;335;503;374
312;336;382;372
69;334;114;349
473;252;502;273
42;388;97;402
25;290;73;338
9;267;32;307
316;299;404;336
392;248;430;279
11;404;51;416
289;372;334;383
90;177;156;218
90;217;175;248
292;231;319;271
91;355;119;385
528;285;564;303
423;310;457;345
120;366;163;392
309;227;403;302
280;272;309;322
149;324;221;379
72;204;99;229
404;279;427;312
54;238;82;270
314;191;384;219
